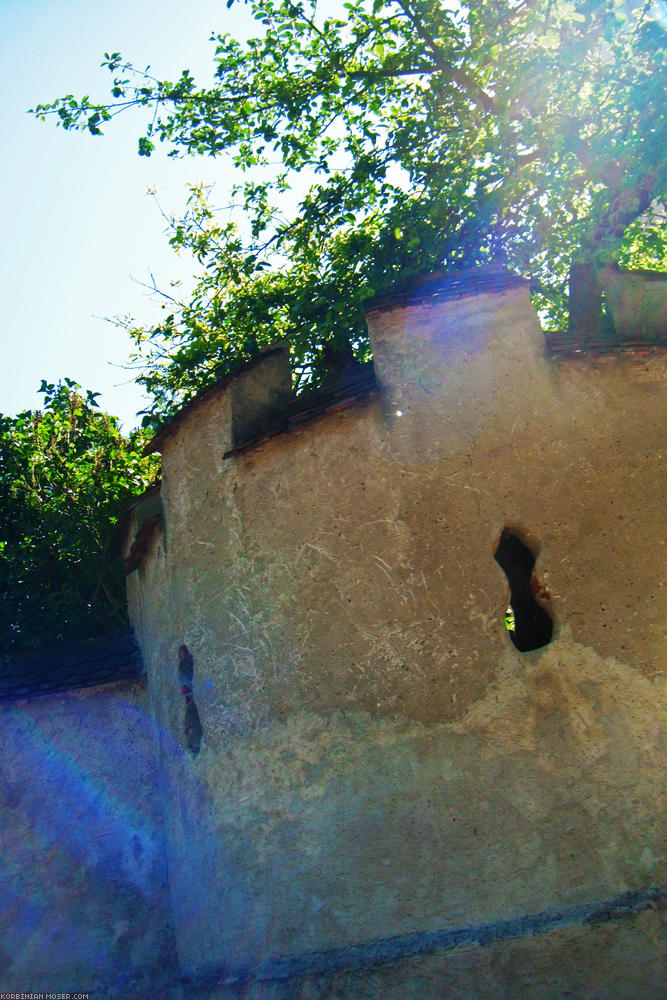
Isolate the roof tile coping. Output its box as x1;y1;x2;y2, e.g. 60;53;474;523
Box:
110;480;163;561
364;264;529;314
142;265;667;459
545;334;667;358
144;341;288;456
1;629;144;703
117;365;378;567
223;361;379;459
601;266;667;281
125;514;163;575
144;268;524;455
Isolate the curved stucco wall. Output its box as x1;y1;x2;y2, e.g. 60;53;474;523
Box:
126;280;666;996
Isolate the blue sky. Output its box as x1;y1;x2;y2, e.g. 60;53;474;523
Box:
1;0;259;429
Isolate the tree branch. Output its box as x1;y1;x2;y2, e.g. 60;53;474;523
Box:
394;0;498;115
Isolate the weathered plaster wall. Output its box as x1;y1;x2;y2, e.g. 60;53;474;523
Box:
600;266;667;341
0;680;178;997
126;276;666;996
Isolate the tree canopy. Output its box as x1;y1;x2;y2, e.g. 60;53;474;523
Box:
0;381;158;653
34;0;667;422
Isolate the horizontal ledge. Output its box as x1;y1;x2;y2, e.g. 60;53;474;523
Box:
223;378;379;459
185;883;667;990
545;333;667;357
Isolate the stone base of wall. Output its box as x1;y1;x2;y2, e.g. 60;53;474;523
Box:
179;898;666;1000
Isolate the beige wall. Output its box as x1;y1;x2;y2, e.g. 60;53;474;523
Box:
600;267;667;341
126;276;666;996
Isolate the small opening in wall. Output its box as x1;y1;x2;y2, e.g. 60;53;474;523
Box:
178;644;203;754
494;530;553;652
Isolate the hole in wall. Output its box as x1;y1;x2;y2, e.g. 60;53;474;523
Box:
494;530;553;652
178;644;203;754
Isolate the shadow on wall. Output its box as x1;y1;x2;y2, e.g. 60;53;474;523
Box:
178;645;203;754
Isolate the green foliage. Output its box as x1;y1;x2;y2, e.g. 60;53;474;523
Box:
616;201;667;270
0;380;159;654
33;0;667;421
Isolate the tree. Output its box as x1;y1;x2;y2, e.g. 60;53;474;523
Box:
0;380;159;654
33;0;667;422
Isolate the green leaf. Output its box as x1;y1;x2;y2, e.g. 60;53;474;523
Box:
0;379;159;653
30;0;667;412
